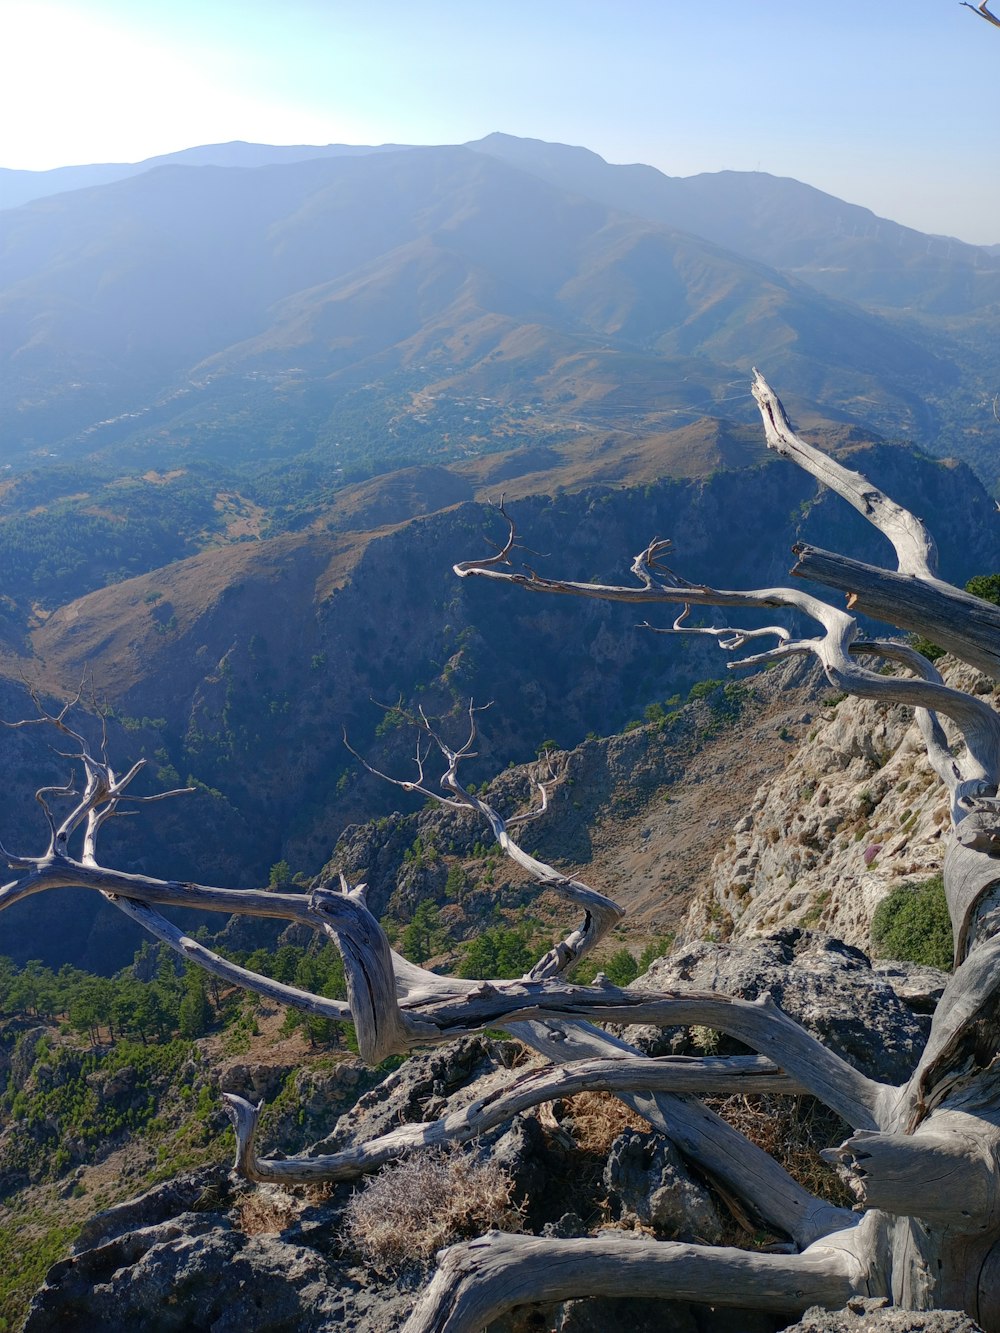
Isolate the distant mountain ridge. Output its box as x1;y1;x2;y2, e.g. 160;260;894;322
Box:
467;133;1000;315
0;139;965;474
0;140;404;211
4;131;995;318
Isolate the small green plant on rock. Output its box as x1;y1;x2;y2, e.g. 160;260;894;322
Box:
870;874;952;971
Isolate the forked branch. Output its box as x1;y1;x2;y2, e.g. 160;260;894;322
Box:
346;702;624;978
222;1053;802;1184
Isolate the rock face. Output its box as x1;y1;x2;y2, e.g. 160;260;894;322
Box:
628;928;934;1084
682;660;1000;953
25;1189;425;1333
780;1297;984;1331
603;1128;722;1242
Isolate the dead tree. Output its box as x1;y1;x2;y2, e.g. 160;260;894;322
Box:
3;371;1000;1329
961;1;1000;29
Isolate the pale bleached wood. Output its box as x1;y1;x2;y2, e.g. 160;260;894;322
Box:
512;1019;857;1249
419;985;887;1130
453;523;1000;791
347;703;625;980
898;927;1000;1129
790;543;1000;680
961;0;1000;28
402;1230;866;1333
823;1116;1000;1229
750;369;939;580
0;855;888;1127
221;1053;802;1184
108;897;352;1020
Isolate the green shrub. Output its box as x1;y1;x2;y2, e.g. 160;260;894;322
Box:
965;573;1000;606
870;874;952;970
688;678;722;702
910;635;946;662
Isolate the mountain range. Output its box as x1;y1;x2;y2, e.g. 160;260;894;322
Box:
0;134;998;973
2;134;997;484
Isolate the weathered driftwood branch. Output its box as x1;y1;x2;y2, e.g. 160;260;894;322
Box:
0;700;869;1253
347;702;625;979
401;1229;867;1333
900;927;1000;1128
454;515;1000;822
751;369;1000;678
109;897;353;1021
823;1117;1000;1228
410;985;887;1129
222;1053;802;1184
791;544;1000;680
435;371;1000;1327
750;368;940;580
0;851;888;1125
516;1017;857;1249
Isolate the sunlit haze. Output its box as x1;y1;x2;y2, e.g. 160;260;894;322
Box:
1;0;998;243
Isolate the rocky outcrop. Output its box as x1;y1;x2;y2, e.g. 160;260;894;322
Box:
603;1128;722;1242
626;928;934;1083
25;925;945;1331
780;1298;984;1331
682;660;1000;953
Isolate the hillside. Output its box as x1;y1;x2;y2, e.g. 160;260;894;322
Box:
469;134;1000;317
0;656;966;1330
682;657;997;953
3;431;995;976
0;140;968;478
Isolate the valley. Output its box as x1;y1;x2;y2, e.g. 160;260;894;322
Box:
0;129;998;1331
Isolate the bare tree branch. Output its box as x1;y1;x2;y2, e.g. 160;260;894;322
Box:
961;0;1000;27
750;369;940;579
347;703;625;979
222;1053;803;1185
402;1229;867;1333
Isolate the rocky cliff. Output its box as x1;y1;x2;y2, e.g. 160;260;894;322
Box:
681;659;997;952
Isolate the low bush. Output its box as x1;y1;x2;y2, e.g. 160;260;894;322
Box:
341;1149;522;1268
870;874;952;970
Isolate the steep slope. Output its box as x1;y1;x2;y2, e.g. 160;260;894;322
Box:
681;659;998;952
3;438;995;973
0;144;955;464
469;133;1000;315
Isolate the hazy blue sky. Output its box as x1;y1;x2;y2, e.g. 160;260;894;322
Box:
2;0;998;243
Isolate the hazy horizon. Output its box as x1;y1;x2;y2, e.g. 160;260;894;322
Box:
1;0;997;246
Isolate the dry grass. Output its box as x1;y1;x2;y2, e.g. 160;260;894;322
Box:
559;1091;649;1155
341;1149;523;1269
708;1093;854;1210
233;1187;302;1236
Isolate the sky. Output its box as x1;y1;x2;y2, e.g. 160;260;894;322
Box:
1;0;998;244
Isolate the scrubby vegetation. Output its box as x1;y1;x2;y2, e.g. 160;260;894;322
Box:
341;1148;523;1269
870;874;953;971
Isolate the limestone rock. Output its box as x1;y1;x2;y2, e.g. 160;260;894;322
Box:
629;928;927;1084
603;1127;722;1243
780;1297;984;1331
683;660;1000;952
